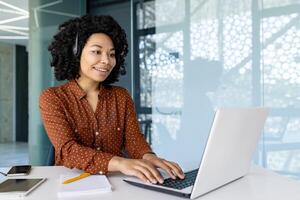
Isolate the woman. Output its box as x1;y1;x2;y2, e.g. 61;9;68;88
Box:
40;15;184;184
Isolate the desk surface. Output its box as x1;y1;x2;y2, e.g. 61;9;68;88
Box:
0;166;299;200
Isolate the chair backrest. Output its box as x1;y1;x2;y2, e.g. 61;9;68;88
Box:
139;119;152;145
46;144;55;166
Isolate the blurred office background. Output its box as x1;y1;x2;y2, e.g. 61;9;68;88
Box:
0;0;299;180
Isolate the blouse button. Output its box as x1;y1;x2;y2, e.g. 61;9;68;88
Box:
95;131;99;136
99;171;103;175
74;129;78;133
96;147;101;151
117;127;121;131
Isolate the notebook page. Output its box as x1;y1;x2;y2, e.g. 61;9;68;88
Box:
58;174;111;198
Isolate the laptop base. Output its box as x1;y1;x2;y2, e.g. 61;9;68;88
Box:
123;180;191;198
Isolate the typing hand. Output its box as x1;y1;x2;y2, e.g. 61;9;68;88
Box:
142;153;185;180
108;156;164;184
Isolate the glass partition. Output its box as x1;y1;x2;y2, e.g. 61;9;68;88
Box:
133;0;300;178
28;0;85;165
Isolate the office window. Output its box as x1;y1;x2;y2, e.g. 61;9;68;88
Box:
133;0;300;178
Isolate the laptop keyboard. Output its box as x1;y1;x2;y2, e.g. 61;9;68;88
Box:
158;169;198;190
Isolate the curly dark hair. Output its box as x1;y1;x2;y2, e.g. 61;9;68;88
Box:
48;15;128;85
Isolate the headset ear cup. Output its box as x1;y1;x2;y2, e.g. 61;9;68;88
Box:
73;33;78;57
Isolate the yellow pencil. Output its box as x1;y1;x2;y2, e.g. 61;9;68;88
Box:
63;172;91;184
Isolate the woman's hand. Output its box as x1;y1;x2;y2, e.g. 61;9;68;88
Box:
108;156;165;184
142;153;185;180
108;154;185;184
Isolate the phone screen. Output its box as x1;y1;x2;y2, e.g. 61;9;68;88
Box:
7;165;31;176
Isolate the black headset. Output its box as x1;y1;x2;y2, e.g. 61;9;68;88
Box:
73;32;79;57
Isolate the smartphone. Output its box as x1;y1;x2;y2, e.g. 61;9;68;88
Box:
7;165;31;176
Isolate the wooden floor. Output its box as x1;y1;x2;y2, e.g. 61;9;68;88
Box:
0;142;29;167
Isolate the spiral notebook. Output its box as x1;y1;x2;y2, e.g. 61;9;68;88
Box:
58;174;111;198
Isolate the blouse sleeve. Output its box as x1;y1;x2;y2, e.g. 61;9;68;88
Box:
122;90;153;159
39;89;114;175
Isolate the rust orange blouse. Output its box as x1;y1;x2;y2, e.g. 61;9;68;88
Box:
39;80;152;175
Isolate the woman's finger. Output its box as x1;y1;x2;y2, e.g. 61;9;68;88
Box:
139;160;164;183
132;169;149;183
150;158;176;179
163;160;185;179
134;164;157;184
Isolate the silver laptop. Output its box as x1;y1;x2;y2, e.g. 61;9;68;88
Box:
124;108;268;199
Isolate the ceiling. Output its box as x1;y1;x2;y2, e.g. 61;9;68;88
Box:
0;0;28;46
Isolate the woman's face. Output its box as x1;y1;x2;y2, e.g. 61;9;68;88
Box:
79;33;116;83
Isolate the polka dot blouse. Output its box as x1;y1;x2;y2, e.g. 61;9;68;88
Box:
39;80;152;175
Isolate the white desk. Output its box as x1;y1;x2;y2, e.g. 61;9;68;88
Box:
0;166;299;200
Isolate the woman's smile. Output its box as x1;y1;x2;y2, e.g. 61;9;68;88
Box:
92;66;110;74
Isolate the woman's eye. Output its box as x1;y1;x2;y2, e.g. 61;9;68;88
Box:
91;50;100;54
110;53;115;57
